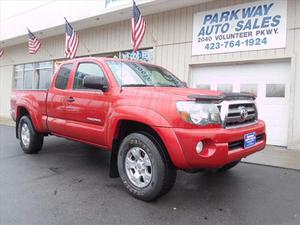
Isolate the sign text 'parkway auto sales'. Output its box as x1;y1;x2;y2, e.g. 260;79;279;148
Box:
192;0;287;55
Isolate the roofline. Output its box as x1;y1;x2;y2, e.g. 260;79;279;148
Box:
0;0;212;48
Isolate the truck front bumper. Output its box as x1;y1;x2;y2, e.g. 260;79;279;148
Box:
158;120;266;169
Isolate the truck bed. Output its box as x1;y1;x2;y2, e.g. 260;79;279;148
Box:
10;90;49;133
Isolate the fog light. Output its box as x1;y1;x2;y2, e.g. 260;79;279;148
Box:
196;141;204;154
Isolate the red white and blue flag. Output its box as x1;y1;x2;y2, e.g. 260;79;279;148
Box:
131;0;146;52
0;49;4;58
27;28;41;54
65;18;79;59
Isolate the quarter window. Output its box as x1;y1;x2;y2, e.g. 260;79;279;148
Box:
73;63;105;90
55;64;73;90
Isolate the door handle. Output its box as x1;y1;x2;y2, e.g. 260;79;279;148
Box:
66;97;75;102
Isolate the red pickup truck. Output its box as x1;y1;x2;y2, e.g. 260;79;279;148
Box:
11;57;266;201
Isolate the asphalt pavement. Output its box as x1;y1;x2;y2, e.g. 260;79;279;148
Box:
1;125;300;225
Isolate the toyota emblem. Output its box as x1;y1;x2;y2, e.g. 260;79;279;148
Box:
239;106;248;122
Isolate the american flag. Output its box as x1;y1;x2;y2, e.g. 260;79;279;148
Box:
0;49;3;58
27;29;41;54
65;18;79;59
131;0;146;52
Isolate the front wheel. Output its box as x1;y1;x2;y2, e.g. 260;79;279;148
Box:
18;115;44;154
117;132;176;201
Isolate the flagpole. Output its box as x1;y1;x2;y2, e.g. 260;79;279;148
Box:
64;17;91;55
44;48;53;58
82;42;90;53
149;28;158;47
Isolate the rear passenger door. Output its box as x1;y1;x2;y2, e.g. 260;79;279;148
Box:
62;61;110;148
47;63;73;135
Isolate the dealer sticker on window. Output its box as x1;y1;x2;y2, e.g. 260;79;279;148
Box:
244;132;256;149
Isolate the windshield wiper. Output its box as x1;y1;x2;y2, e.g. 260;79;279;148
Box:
157;83;178;87
159;85;177;87
121;84;154;87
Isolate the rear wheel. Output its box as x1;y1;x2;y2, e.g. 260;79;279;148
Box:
18;115;44;154
117;132;176;201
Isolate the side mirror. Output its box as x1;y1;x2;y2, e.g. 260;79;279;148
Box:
83;76;108;91
182;81;188;88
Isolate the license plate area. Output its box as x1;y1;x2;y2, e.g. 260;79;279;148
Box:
244;132;256;149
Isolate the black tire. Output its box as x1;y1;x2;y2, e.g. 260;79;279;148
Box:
117;132;176;201
217;160;240;172
18;115;44;154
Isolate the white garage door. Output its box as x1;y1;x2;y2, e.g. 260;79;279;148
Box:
191;61;291;146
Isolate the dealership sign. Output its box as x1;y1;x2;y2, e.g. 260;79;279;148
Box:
192;0;287;55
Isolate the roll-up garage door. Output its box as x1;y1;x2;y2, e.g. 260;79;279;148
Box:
190;61;291;146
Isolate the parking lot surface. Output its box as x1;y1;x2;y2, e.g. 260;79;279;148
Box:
1;125;300;225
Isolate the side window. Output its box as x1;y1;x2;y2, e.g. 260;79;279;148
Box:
73;63;105;90
55;64;73;90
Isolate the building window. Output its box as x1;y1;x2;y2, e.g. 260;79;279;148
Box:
240;84;257;96
266;84;285;98
14;65;24;90
217;84;233;93
24;64;34;89
121;49;153;63
196;84;211;90
13;61;53;90
35;62;53;89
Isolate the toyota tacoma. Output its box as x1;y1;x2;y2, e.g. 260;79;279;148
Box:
11;57;266;201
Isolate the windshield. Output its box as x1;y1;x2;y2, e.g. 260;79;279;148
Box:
106;61;185;87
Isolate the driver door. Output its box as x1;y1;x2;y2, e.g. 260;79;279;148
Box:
63;61;110;148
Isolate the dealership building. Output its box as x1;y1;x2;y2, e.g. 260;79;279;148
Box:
0;0;300;149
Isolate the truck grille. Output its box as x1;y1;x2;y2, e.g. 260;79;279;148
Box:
221;101;258;128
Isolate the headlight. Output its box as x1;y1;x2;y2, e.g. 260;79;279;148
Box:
176;101;221;125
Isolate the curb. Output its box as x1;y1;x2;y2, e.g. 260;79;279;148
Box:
241;161;300;172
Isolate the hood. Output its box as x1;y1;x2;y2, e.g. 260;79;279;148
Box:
120;87;223;101
118;87;256;110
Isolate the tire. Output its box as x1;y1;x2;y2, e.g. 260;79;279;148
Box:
217;160;240;172
18;115;44;154
117;132;176;201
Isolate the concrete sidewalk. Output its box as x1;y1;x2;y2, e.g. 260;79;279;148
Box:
0;116;299;170
0;116;15;127
242;145;300;171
